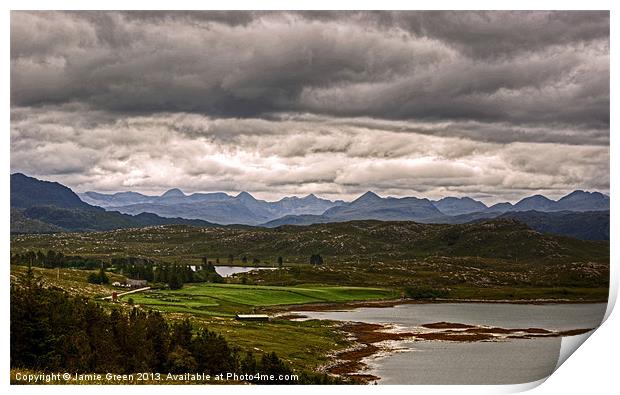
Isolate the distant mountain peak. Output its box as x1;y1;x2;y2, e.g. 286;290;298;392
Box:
559;190;608;201
236;191;257;201
516;194;554;204
530;194;552;200
282;193;320;202
432;195;487;216
438;196;467;202
11;172;91;210
354;191;381;203
161;188;185;198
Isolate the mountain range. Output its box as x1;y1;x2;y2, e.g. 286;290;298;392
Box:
259;190;609;240
80;182;610;240
10;173;610;240
10;173;216;233
81;186;609;222
79;189;343;226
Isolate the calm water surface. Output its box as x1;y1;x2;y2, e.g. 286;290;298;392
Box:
294;303;606;384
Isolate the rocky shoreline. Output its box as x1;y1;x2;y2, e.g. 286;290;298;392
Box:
293;317;595;384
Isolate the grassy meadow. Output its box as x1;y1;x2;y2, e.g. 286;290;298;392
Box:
128;283;398;316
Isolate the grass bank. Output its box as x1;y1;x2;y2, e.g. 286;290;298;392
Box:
128;283;398;316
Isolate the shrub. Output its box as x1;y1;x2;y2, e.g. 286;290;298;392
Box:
404;286;449;299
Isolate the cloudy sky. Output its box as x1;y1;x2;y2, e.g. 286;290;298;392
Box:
10;11;609;203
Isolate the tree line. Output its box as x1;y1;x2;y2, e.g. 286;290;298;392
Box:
11;250;103;269
13;250;326;271
12;251;224;289
11;272;343;384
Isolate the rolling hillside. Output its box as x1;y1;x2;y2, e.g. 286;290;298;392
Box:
442;210;609;241
11;219;608;264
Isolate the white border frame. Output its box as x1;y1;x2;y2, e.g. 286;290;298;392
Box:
2;2;617;394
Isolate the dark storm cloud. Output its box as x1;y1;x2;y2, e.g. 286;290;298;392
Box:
368;11;609;59
117;10;610;57
11;11;609;128
9;11;609;201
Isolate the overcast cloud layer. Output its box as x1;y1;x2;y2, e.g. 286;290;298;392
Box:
10;11;609;203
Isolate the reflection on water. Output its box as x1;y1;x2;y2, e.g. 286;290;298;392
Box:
214;265;277;277
295;303;606;385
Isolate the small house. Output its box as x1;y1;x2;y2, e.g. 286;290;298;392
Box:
126;279;148;288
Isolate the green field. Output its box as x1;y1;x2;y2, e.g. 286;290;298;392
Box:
129;283;397;316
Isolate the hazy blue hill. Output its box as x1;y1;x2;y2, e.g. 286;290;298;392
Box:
322;192;447;222
80;188;343;225
265;206;610;242
486;202;513;213
488;191;609;213
427;209;609;241
186;192;231;203
272;194;344;216
151;188;188;205
554;190;610;211
114;200;265;225
432;196;487;216
160;188;185;198
434;210;502;224
497;210;609;241
511;194;556;211
81;190;232;207
261;214;333;228
232;191;276;221
80;191;155;207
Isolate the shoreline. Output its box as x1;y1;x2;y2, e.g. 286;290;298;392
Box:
267;297;608;315
322;322;414;384
274;299;603;384
320;320;595;384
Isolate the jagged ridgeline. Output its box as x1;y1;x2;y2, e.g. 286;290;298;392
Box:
10;173;609;241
